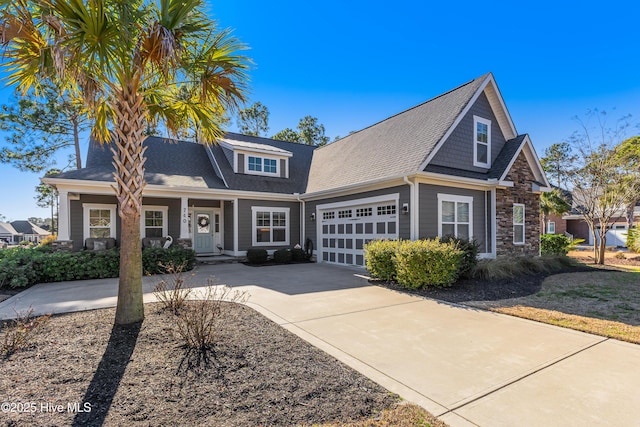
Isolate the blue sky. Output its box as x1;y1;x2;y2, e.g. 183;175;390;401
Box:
1;0;639;220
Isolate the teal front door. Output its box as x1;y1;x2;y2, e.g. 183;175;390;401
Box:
194;210;215;254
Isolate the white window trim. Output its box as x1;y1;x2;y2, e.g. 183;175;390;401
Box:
437;194;474;239
547;221;556;234
244;154;281;177
251;206;290;246
513;203;525;245
473;115;491;168
140;205;169;238
83;203;117;240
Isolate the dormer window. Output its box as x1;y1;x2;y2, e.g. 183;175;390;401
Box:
473;116;491;168
247;155;278;175
220;138;292;178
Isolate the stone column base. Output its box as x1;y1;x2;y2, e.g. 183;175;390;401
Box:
176;238;193;250
52;240;74;252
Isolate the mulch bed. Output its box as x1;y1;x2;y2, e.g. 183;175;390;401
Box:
0;303;399;426
376;265;598;304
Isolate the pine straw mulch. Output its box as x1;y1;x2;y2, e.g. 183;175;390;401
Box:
0;302;448;427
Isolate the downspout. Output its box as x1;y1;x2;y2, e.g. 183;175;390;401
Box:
295;193;305;247
403;176;416;240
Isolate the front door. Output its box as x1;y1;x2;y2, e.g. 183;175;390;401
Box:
194;210;215;254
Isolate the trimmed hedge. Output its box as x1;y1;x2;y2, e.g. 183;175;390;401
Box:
540;234;571;256
394;239;464;289
364;238;465;288
364;239;401;281
246;248;268;264
273;249;293;264
291;248;308;262
0;246;196;288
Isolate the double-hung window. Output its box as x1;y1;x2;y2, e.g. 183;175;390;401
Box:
547;221;556;234
438;194;473;240
513;204;525;244
83;204;116;239
473;116;491;168
142;206;168;238
252;207;289;246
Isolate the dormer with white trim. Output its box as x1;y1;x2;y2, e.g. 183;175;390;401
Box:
219;138;293;179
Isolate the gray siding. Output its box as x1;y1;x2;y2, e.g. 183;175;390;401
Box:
429;92;507;173
418;184;489;252
237;153;245;174
223;201;234;250
141;197;181;239
237;199;301;251
304;185;411;250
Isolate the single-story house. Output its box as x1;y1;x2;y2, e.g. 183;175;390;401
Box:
43;73;550;266
0;222;20;244
0;221;50;244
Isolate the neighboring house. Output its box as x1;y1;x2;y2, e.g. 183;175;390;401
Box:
0;221;50;244
0;222;20;244
563;204;639;247
43;73;550;266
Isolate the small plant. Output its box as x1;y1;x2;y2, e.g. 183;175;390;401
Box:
1;308;51;358
273;248;292;263
175;280;249;365
246;248;268;264
38;234;58;247
153;261;192;315
614;251;627;260
541;234;572;256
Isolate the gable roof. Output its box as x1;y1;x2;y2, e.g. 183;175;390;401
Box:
305;73;508;193
0;222;19;235
10;221;50;235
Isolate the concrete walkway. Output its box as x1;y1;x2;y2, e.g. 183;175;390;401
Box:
1;263;639;426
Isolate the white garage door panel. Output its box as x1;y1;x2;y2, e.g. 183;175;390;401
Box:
318;201;398;266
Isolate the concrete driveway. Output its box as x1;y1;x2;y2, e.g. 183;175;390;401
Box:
1;262;639;426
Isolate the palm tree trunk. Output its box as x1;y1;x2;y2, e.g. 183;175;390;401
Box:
112;84;147;325
73;114;82;169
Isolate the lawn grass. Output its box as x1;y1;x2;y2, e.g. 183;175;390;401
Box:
468;270;640;343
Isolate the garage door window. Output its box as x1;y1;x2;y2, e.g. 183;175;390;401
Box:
252;207;289;246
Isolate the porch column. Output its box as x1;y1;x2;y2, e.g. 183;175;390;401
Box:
180;197;189;239
58;190;70;241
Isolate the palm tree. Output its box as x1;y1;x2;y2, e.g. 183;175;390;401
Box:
1;0;248;324
540;189;571;234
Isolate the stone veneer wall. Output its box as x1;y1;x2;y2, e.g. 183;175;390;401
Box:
496;152;541;256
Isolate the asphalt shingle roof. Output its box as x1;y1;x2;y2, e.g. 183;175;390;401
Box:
10;221;50;235
53;133;315;194
305;73;490;193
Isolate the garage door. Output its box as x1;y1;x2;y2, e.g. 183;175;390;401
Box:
318;200;399;266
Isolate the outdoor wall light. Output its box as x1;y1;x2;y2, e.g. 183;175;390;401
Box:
310;213;316;221
402;203;409;214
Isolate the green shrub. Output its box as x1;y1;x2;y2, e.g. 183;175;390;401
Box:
394;238;464;289
246;248;268;264
142;247;195;274
626;227;640;253
273;249;293;263
440;236;479;278
291;247;308;262
541;234;571;256
364;239;401;280
0;246;195;288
